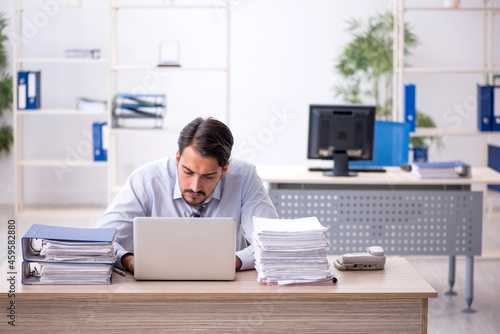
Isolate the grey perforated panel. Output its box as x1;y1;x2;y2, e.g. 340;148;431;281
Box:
269;190;482;256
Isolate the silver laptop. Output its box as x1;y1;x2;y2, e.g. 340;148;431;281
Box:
133;217;236;280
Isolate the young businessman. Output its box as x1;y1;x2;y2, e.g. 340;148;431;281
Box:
96;117;279;272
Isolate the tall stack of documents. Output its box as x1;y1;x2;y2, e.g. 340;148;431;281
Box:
22;224;117;284
252;216;334;286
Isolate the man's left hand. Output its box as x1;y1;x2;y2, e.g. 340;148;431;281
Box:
235;255;242;270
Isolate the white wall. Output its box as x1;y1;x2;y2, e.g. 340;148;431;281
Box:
0;0;499;206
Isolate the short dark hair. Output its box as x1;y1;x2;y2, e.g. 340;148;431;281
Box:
178;117;234;167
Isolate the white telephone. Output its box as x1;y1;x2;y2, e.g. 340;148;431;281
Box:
334;246;386;271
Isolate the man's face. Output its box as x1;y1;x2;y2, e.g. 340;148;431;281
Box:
176;145;229;206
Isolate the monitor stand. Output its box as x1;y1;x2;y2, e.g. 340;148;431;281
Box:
323;152;357;177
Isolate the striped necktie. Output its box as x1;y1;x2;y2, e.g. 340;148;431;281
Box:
191;203;206;217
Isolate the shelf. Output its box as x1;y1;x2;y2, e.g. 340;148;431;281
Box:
112;64;226;72
18;159;108;167
400;67;500;74
410;128;500;137
111;4;222;10
17;58;108;64
110;126;182;134
16;6;109;12
16;109;108;116
404;7;500;12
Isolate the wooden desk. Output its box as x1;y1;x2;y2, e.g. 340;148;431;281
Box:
257;165;500;313
1;257;435;334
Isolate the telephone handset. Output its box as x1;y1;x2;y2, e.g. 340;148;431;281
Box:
334;246;386;271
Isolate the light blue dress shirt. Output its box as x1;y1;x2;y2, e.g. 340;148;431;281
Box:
96;156;279;271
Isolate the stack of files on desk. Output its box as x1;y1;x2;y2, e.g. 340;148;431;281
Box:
411;160;471;179
252;216;334;286
21;224;117;284
112;93;166;129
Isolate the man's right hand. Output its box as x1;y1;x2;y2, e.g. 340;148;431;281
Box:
122;253;135;273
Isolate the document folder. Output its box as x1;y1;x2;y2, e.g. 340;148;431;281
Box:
22;261;113;285
27;71;41;109
404;84;416;132
22;224;117;263
477;84;493;131
17;71;27;110
17;71;41;110
21;224;117;285
411;160;471;179
493;86;500;131
92;122;108;161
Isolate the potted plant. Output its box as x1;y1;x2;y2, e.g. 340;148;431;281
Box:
334;10;441;158
0;12;13;156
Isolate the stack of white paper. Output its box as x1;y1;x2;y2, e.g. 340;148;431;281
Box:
39;240;116;263
252;216;334;286
24;262;113;284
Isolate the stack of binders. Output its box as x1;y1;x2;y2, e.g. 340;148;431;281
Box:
112;93;166;129
252;216;335;286
21;224;117;284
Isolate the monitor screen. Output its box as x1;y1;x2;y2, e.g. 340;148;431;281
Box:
307;104;376;176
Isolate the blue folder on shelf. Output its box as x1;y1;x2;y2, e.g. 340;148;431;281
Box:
477;84;493;131
404;84;416;132
350;121;410;167
17;71;41;110
92;122;108;161
493;86;500;131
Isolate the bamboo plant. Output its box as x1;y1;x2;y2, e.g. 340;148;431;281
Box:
334;10;441;149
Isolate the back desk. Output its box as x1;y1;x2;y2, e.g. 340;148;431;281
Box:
0;257;436;334
257;165;500;312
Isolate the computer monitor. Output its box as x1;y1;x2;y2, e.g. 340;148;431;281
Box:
307;104;376;177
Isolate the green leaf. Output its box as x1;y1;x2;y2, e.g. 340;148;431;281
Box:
409;110;444;149
333;10;419;118
0;122;13;155
0;11;13;156
0;13;8;69
0;73;13;115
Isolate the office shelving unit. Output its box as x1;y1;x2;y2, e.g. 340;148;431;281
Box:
12;0;232;211
12;1;110;214
393;0;500;165
107;0;231;202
